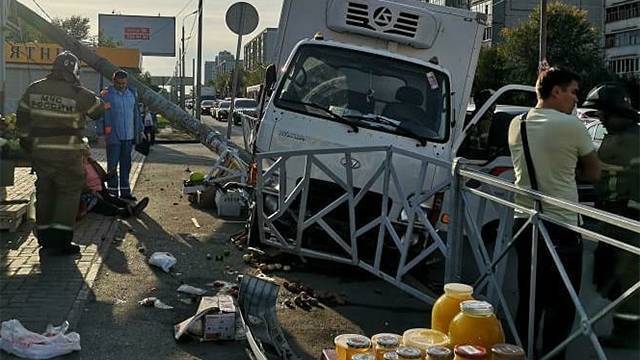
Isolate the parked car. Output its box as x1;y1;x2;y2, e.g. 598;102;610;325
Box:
216;101;232;121
576;107;599;123
585;119;607;150
201;100;215;116
231;98;259;125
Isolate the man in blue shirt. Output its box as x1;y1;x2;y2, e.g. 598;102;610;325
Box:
98;70;144;200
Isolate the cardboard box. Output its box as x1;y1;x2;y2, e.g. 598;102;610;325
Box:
174;295;237;342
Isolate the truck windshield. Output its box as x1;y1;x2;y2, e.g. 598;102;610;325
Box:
235;99;257;108
274;44;450;142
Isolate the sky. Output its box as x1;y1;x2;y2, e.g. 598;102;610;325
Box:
23;0;284;78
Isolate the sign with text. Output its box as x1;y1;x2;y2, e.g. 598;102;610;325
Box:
99;14;175;56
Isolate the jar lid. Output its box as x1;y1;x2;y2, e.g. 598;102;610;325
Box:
454;345;487;359
352;354;375;360
376;335;400;347
346;335;371;349
444;283;473;296
460;300;494;317
403;328;448;349
396;346;422;359
491;343;525;358
335;334;360;347
383;352;399;360
426;345;452;358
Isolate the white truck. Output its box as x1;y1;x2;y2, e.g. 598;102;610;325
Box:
252;0;535;255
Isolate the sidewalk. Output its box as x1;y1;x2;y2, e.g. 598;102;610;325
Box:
0;149;145;333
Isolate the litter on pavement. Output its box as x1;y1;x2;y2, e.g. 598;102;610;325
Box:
0;320;81;359
174;295;241;342
138;297;174;310
148;252;177;272
177;284;207;296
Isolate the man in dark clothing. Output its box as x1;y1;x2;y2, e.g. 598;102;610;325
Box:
584;84;640;349
16;51;105;255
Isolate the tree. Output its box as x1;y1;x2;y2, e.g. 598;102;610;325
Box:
496;2;611;96
7;15;91;43
52;16;90;42
472;46;504;94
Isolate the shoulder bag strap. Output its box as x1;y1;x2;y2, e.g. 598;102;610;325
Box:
520;111;543;212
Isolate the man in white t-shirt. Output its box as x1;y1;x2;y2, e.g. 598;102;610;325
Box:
508;67;601;359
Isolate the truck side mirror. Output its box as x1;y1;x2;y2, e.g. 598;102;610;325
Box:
264;64;276;96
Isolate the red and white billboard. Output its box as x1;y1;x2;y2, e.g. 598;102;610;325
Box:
99;14;175;57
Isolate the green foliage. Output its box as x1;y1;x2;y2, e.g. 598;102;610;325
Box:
474;2;614;99
473;46;504;95
134;71;161;93
0;114;21;152
6;15;91;43
52;15;90;42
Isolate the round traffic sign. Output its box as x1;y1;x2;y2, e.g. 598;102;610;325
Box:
225;2;259;35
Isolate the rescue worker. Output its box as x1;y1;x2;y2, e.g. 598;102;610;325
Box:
16;51;105;255
584;84;640;348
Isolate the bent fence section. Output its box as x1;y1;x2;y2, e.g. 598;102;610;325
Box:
254;146;640;359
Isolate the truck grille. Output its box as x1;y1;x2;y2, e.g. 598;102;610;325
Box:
345;1;419;39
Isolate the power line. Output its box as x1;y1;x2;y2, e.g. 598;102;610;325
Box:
31;0;54;22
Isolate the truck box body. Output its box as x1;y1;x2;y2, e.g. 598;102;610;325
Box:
256;0;488;220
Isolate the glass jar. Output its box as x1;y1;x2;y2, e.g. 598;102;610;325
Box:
345;335;372;360
490;344;525;360
453;345;487;360
396;346;422;360
352;354;376;360
403;328;449;355
448;301;505;350
335;334;366;360
384;352;399;360
431;283;474;334
426;346;453;360
373;335;400;360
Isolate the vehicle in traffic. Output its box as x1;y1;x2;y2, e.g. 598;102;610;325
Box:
216;100;232;121
200;100;215;116
232;98;258;125
577;107;599;123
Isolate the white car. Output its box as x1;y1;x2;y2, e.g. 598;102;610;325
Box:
585;120;607;150
576;107;599;124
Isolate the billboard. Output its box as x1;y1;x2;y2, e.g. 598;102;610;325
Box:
98;14;175;57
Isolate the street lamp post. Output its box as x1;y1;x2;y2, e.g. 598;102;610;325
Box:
539;0;548;68
181;10;197;111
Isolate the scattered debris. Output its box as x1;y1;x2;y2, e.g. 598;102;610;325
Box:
246;247;266;256
242;254;253;263
148;252;177;273
137;246;146;254
191;218;201;228
0;320;81;359
174;295;238;341
177;284;207;296
206;253;212;260
138;297;174;310
113;298;127;305
178;298;194;305
173;202;179;205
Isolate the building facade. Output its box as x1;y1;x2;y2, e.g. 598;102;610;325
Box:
470;0;604;45
604;0;640;76
204;61;216;84
243;28;278;72
213;50;235;76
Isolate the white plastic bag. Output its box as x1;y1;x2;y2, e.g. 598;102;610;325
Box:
0;320;81;359
148;252;177;272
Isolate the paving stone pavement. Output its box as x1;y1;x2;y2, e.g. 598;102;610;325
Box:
0;148;145;333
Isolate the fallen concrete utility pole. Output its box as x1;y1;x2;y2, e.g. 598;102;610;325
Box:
15;1;251;165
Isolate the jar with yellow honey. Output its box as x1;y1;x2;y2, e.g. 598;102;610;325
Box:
448;301;505;350
431;283;474;334
426;346;453;360
396;346;422;360
352;353;376;360
346;335;372;360
335;334;370;360
403;328;449;355
490;344;525;360
373;335;400;360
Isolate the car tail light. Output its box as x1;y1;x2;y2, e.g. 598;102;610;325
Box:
490;166;512;177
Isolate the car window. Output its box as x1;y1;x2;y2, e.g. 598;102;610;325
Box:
219;101;231;109
594;124;607;140
235;99;257;108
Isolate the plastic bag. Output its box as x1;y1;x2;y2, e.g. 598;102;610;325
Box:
0;320;81;359
148;252;177;272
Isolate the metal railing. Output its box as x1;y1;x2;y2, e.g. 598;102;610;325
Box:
253;145;640;359
448;159;640;360
255;145;452;303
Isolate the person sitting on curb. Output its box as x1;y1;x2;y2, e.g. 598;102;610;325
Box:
78;146;149;220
